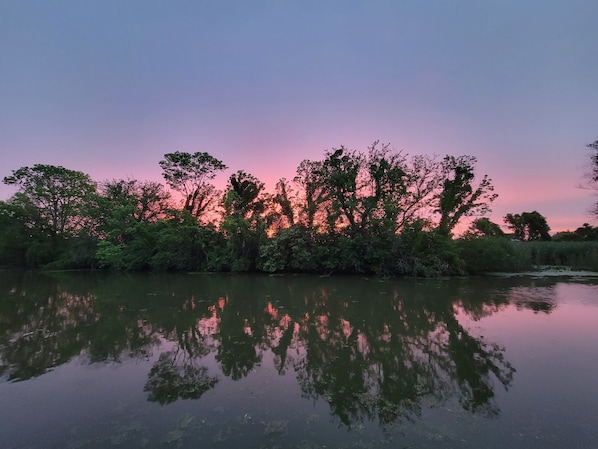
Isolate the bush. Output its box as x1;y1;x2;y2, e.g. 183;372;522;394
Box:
398;224;465;277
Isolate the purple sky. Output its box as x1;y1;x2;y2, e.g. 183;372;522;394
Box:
1;0;597;233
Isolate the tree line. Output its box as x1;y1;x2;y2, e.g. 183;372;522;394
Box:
1;141;597;275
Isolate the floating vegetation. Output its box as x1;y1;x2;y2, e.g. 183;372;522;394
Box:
162;414;200;447
164;428;184;446
212;425;237;443
263;419;289;436
109;419;143;445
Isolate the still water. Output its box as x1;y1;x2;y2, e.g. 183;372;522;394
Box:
1;270;597;449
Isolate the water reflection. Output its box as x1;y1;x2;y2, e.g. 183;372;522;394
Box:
0;271;564;429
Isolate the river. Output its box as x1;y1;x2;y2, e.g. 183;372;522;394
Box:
1;270;597;448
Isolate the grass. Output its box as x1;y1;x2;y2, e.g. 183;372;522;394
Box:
457;238;598;274
522;241;598;271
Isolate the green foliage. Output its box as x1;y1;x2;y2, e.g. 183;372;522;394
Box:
100;178;171;224
151;214;211;271
553;223;598;241
523;241;598;270
159;151;226;219
457;237;532;274
220;171;268;272
457;237;598;273
463;218;505;238
504;211;551;241
398;221;465;276
0;200;29;266
5;144;597;276
3;164;97;238
258;225;317;273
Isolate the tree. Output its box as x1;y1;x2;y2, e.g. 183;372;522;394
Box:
587;139;598;217
504;211;551;241
464;217;505;238
270;178;296;231
503;213;525;240
93;179;174;268
363;141;407;233
588;139;598;183
100;178;171;224
435;156;498;236
0;199;31;265
292;143;439;234
221;171;268;271
293;159;329;230
319;146;363;233
159;151;227;221
3;164;97;239
522;211;551;241
398;154;443;230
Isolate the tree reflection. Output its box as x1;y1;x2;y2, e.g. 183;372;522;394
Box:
0;272;554;428
0;271;161;381
144;350;217;404
276;283;516;426
215;295;262;380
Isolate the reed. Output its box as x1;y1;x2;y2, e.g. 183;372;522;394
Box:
521;241;598;271
457;238;598;273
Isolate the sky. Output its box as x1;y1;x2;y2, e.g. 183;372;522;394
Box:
1;0;597;233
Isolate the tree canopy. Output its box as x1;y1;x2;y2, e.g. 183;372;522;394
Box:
159;151;227;220
504;211;551;241
587;139;598;217
3;164;96;238
10;143;595;275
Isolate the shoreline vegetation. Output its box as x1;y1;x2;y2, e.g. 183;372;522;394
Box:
1;146;597;276
1;238;598;277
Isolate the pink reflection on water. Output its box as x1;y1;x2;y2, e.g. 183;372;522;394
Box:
455;281;598;355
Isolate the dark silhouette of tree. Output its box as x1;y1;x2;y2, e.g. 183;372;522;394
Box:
221;171;268;271
587;139;598;217
270;178;296;230
100;178;171;224
504;211;551;241
588;139;598;184
435;156;498;236
293;159;330;230
159;151;227;221
464;217;505;238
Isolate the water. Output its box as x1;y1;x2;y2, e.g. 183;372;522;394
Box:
0;270;597;448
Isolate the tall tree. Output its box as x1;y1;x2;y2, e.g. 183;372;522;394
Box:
587;139;598;217
319;146;363;233
293;159;329;230
588;139;598;183
159;151;227;221
398;154;443;230
435;156;498;236
504;213;525;240
363;141;407;233
464;217;505;238
3;164;97;238
223;171;265;220
504;211;551;241
100;178;171;224
221;171;267;271
271;178;296;231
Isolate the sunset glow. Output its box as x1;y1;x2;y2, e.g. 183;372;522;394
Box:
1;1;597;233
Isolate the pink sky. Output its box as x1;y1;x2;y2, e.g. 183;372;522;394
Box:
1;1;597;233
